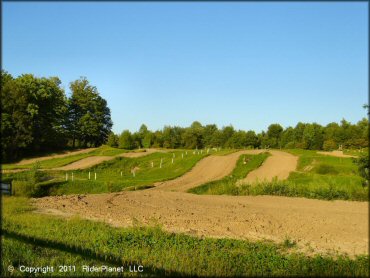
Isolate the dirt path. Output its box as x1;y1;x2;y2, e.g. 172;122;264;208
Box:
238;150;298;184
15;148;97;165
35;191;368;257
317;150;357;158
153;150;264;192
53;149;163;170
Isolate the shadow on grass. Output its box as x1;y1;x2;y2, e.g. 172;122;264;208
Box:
2;229;185;277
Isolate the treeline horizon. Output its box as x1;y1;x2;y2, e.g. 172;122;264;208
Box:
107;115;369;151
1;71;112;162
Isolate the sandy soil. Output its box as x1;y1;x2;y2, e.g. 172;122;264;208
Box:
238;150;298;184
15;148;98;165
153;150;264;192
33;150;369;256
35;191;368;257
317;150;357;158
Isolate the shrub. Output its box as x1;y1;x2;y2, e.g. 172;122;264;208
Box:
284;142;295;149
323;139;337;151
12;181;36;197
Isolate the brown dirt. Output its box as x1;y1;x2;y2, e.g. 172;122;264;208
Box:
153;150;264;192
53;149;163;170
33;150;368;256
317;150;357;158
16;148;97;165
35;191;368;257
238;150;298;184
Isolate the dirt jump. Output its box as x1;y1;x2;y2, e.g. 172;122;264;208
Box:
237;150;298;184
34;150;368;257
154;150;264;192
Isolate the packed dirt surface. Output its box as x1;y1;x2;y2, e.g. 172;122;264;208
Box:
317;150;357;158
238;150;298;184
33;150;368;257
53;156;114;170
35;191;368;257
15;148;97;165
54;149;163;170
154;150;264;192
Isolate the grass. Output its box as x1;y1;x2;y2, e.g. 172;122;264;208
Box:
189;153;269;195
2;197;369;277
191;149;368;201
3;150;208;196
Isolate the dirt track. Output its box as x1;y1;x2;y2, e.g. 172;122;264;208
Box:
34;150;368;256
238;150;298;184
35;191;368;257
317;150;357;158
15;148;98;165
154;150;264;192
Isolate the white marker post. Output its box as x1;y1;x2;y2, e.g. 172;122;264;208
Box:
66;173;68;181
160;158;163;168
172;158;174;164
72;172;74;182
182;153;184;159
186;151;188;155
89;171;91;180
94;172;97;180
121;171;123;177
151;161;154;168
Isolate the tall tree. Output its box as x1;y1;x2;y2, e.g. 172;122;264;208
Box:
67;77;112;147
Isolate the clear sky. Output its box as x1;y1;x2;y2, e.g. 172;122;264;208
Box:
3;2;368;133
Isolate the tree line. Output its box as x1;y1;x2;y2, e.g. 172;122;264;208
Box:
1;71;112;162
107;117;368;151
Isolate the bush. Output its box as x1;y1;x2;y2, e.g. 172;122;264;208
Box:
323;139;337;151
12;181;36;197
315;164;339;175
284;142;295;149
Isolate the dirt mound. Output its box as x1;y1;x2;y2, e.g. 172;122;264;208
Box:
53;156;113;170
317;151;357;158
238;150;298;184
118;148;163;158
153;150;264;192
15;148;97;165
35;192;368;257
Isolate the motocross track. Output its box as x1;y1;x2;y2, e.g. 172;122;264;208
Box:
317;150;357;158
35;150;368;257
54;149;161;170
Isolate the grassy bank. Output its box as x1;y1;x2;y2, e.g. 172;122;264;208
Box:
189;153;269;194
2;197;369;277
191;149;368;201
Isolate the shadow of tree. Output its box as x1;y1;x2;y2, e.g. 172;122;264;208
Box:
2;229;186;277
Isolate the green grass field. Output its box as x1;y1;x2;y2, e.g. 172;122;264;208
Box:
191;149;368;201
2;197;368;277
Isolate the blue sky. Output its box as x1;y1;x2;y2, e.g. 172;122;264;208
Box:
3;2;368;133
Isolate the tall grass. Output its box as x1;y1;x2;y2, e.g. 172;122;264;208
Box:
2;197;369;277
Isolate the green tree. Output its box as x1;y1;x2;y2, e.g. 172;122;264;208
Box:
67;77;112;147
106;132;119;147
266;124;283;148
119;130;134;149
